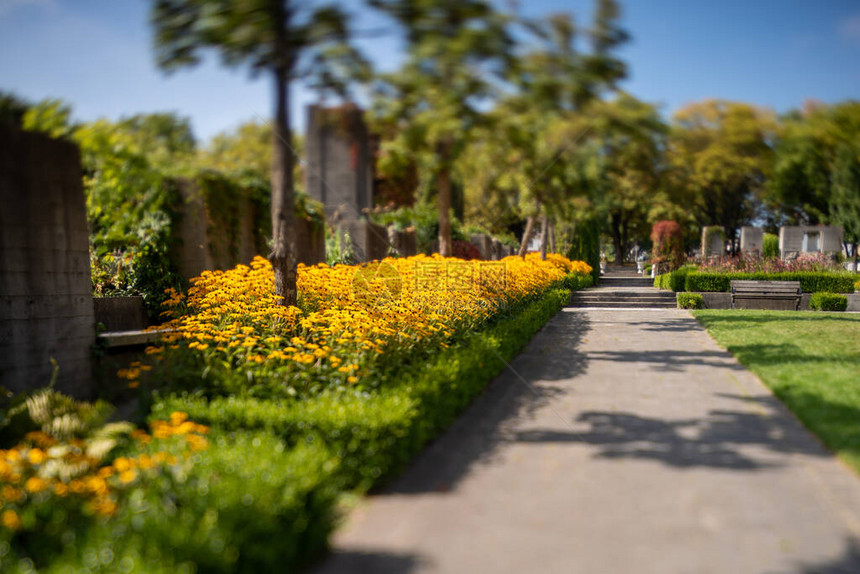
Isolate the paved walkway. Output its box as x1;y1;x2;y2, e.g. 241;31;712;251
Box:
313;309;860;574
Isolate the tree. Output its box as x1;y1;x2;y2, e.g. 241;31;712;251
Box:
151;0;365;305
667;100;775;251
0;91;31;128
459;2;629;259
585;93;668;262
831;144;860;266
368;0;513;256
767;101;860;236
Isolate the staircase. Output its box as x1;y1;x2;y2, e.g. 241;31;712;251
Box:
570;265;677;309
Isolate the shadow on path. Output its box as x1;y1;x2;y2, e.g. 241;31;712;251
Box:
585;348;747;373
313;550;426;574
515;393;828;471
384;310;591;495
792;537;860;574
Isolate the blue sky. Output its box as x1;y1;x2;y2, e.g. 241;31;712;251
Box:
0;0;858;143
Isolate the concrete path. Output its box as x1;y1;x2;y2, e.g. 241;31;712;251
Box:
313;309;860;574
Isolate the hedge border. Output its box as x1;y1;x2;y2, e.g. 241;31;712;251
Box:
685;271;855;293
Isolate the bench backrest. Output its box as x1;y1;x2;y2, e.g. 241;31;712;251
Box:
730;280;801;294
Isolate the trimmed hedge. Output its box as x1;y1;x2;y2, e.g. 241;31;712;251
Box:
654;266;695;292
677;293;704;309
152;288;569;492
685;272;855;293
809;292;848;311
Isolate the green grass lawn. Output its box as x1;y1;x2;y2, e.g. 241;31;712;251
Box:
693;310;860;472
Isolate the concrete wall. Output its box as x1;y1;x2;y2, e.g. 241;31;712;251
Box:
305;105;373;222
173;179;272;279
296;217;326;266
341;219;389;263
93;296;148;332
0;127;95;398
470;234;493;260
740;226;763;252
387;226;417;258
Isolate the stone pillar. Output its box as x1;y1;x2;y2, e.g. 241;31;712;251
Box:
740;226;763;252
470;234;493;260
0;127;95;398
305;104;373;222
491;238;502;261
701;226;725;259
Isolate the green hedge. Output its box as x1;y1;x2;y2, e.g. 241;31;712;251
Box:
654;266;695;292
151;288;569;493
685;272;855;293
809;292;848;311
677;293;704;309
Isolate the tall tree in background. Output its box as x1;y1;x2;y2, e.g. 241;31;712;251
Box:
831;143;860;266
767;101;860;231
667;100;775;251
586;93;668;262
368;0;513;256
151;0;365;305
463;1;629;258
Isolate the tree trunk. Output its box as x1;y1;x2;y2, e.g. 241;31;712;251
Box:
548;220;555;254
437;158;452;257
611;213;623;264
269;50;297;305
518;215;536;257
539;214;548;261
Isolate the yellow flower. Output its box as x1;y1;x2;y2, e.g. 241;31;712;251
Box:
2;485;24;502
119;469;138;484
24;476;48;493
27;448;46;465
169;412;189;426
2;509;22;530
112;457;134;472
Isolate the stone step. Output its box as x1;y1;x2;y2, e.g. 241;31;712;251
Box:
598;279;654;287
570;301;677;309
578;291;675;299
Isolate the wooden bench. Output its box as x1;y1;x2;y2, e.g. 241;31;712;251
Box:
730;280;801;311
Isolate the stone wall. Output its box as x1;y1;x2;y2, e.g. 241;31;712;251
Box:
296;217;326;266
0;127;95;398
341;219;390;262
387;226;417;258
779;225;843;258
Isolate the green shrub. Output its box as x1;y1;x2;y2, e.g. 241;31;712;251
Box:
677;293;704;309
762;233;779;258
566;216;602;285
685;271;855;293
564;273;593;291
809;292;848;311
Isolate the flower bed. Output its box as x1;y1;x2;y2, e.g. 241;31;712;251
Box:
142;253;588;398
2;253;591;572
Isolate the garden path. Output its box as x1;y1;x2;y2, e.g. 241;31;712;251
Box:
313;308;860;574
